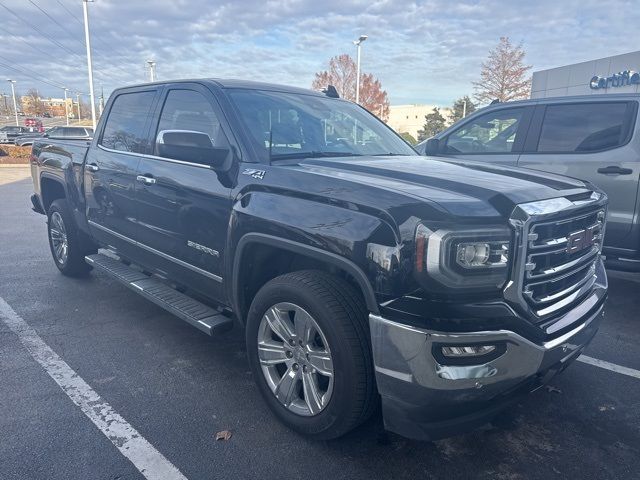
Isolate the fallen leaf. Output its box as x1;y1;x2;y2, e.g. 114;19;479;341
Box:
598;405;615;412
215;430;232;441
544;385;562;394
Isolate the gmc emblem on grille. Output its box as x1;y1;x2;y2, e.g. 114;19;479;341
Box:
566;225;599;254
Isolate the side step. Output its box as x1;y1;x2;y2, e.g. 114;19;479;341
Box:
85;253;233;336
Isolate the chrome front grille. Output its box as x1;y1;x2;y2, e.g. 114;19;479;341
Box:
522;208;605;319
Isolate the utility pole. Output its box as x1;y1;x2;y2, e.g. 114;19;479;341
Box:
77;93;82;121
352;35;368;104
82;0;97;130
98;85;104;116
462;99;467;118
146;60;156;82
7;79;18;126
63;88;69;126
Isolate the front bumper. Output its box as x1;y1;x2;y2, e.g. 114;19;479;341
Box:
369;300;605;441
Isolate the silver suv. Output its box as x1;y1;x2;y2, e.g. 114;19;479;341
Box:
416;94;640;271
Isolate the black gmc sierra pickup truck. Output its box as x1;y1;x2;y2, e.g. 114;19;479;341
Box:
29;79;608;441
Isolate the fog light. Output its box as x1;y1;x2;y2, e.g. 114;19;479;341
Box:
441;345;496;357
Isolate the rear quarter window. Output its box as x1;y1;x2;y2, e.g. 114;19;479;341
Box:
537;102;635;153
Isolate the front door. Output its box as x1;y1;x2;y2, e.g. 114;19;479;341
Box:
439;106;533;166
518;101;640;251
134;86;233;302
85;88;159;254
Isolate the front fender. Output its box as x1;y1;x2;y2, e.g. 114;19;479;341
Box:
226;191;418;316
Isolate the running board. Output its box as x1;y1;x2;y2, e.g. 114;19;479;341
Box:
85;253;233;336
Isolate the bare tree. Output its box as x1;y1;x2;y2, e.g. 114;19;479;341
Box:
24;88;45;116
473;37;532;104
312;54;390;121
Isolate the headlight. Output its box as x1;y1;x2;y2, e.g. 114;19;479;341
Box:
415;224;512;292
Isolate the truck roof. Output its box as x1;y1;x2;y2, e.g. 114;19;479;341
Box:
115;78;327;97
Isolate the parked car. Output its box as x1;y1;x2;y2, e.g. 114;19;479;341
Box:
29;79;607;441
0;125;30;143
24;118;44;133
15;126;93;146
416;94;640;271
42;112;52;118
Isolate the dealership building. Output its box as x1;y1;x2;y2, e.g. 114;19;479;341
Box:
387;104;450;140
531;50;640;98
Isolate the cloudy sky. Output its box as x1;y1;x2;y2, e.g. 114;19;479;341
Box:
0;0;638;106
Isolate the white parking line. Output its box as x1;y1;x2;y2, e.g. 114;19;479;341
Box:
578;354;640;380
0;297;188;480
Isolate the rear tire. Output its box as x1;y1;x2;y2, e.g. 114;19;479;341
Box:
47;199;96;277
246;270;377;440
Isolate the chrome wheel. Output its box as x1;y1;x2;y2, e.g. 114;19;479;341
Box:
49;211;68;264
258;302;334;416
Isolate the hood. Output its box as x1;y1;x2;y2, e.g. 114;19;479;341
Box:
295;155;593;219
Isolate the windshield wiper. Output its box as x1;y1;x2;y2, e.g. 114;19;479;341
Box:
270;151;363;161
370;152;411;156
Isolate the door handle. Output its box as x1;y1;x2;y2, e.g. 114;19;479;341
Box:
136;175;157;185
597;166;633;175
86;163;100;172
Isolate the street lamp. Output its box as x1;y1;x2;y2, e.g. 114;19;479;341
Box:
7;79;18;126
353;34;368;104
146;60;156;82
63;88;70;126
82;0;97;130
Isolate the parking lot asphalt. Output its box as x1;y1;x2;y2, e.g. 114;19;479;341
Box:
1;166;639;480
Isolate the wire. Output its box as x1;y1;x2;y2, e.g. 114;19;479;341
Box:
0;1;85;59
54;0;83;25
0;0;131;83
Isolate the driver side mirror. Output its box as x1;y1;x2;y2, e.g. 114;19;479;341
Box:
156;130;230;169
423;138;440;156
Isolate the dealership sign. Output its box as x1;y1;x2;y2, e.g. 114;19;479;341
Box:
590;70;640;89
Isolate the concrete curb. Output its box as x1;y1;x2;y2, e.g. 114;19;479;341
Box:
0;164;30;168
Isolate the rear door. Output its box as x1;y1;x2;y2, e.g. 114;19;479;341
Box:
437;106;533;166
133;84;234;302
85;87;160;254
518;101;640;251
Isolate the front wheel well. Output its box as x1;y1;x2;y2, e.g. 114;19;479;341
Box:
234;240;375;324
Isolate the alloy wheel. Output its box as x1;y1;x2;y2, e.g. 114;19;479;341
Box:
49;211;69;265
257;302;334;416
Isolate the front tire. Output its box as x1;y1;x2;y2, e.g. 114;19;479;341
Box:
47;199;95;277
246;270;377;440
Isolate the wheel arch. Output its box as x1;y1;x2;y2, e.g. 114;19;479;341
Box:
40;174;67;213
231;233;379;324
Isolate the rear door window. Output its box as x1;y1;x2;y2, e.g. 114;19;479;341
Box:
100;91;156;153
536;102;633;153
444;108;525;154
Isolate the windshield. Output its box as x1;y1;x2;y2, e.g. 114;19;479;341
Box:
227;89;416;161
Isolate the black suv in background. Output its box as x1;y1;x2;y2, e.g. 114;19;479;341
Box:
416;94;640;271
15;126;93;146
29;79;608;441
0;125;30;144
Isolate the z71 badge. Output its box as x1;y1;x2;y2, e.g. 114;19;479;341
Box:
242;168;266;180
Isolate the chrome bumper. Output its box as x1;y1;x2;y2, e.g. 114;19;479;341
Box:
369;302;605;440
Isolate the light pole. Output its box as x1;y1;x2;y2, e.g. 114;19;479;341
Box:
63;88;70;126
77;93;82;121
7;79;18;126
353;35;367;104
82;0;97;130
147;60;156;82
